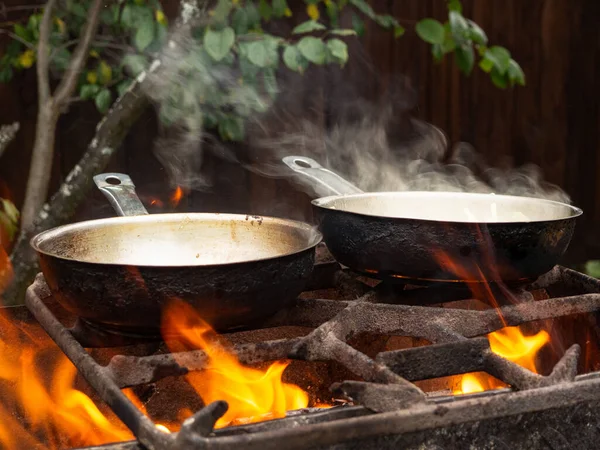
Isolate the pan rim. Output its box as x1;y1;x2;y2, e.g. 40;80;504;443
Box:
312;191;583;224
30;213;323;267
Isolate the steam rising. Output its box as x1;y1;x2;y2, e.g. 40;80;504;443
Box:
137;17;570;205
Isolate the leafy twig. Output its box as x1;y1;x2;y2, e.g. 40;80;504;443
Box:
0;29;35;49
53;0;103;106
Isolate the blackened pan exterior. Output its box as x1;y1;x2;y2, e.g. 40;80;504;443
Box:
314;206;577;284
38;248;315;334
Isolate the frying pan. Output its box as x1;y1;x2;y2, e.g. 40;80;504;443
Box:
31;173;321;335
283;156;582;285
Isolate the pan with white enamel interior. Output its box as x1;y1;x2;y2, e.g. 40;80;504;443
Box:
30;173;321;336
283;156;582;285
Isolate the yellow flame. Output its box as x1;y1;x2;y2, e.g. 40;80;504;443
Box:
162;300;310;428
455;327;550;395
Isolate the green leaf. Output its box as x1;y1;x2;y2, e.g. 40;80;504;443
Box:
0;200;18;241
134;14;155;51
122;54;148;76
232;7;249;34
297;36;327;65
52;48;71;71
375;14;395;28
351;13;365;37
479;57;494;73
1;199;18;224
95;88;113;113
121;5;134;28
327;38;348;65
394;25;405;38
490;67;508;89
218;116;245;141
485;46;511;74
326;0;339;27
447;0;463;13
116;79;133;97
239;55;261;81
258;0;272;21
330;29;357;36
507;59;526;86
245;3;261;29
441;34;456;53
79;84;100;100
14;24;32;42
467;19;488;45
243;39;279;68
70;3;87;17
204;27;235;61
349;0;375;19
212;0;233;23
283;45;309;73
272;0;288;18
455;45;474;74
6;41;22;58
415;18;445;44
431;44;443;62
263;68;278;98
293;20;327;34
585;260;600;279
448;10;469;43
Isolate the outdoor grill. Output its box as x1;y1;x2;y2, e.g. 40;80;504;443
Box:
9;245;600;449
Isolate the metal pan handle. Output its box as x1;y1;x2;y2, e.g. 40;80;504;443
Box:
93;173;149;217
282;156;364;197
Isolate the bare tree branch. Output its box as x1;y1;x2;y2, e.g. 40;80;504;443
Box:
0;29;35;49
36;0;55;105
53;0;104;107
4;65;157;305
21;0;105;230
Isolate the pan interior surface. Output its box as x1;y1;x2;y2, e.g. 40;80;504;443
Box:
32;214;321;266
313;192;582;223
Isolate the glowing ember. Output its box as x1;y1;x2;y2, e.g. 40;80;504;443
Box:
162;300;310;428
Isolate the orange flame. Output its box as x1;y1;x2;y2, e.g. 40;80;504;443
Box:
162;300;310;428
432;228;552;396
170;186;184;208
0;312;133;448
0;235;134;448
454;326;550;394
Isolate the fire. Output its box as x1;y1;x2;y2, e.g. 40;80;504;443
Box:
432;229;552;396
0;308;133;448
170;186;184;207
489;326;550;372
0;245;12;293
162;300;310;428
0;213;133;448
454;326;550;394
